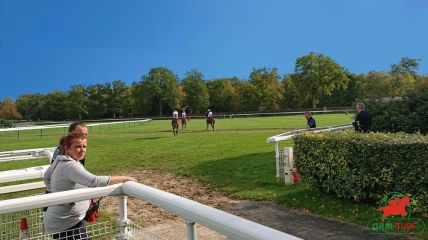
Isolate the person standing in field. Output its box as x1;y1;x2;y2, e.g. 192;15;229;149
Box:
304;111;317;129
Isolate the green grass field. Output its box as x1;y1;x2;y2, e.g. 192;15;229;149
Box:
1;113;426;238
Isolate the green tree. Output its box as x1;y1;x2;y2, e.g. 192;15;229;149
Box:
16;94;44;121
293;52;349;109
68;85;88;120
42;91;69;120
140;67;181;116
206;78;238;112
249;67;282;111
390;57;420;77
182;69;209;114
0;97;22;120
130;81;149;116
86;84;109;119
282;74;302;109
233;79;258;111
392;72;416;96
319;73;359;107
356;71;394;100
107;80;132;118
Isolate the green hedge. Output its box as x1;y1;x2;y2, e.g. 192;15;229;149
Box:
294;131;428;215
364;88;428;134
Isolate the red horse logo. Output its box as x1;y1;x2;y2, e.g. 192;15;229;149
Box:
377;195;410;222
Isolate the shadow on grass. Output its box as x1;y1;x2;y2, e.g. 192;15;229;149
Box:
189;152;285;196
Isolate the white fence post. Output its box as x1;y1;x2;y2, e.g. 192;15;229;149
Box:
116;194;129;240
283;147;294;185
275;142;280;181
185;220;197;240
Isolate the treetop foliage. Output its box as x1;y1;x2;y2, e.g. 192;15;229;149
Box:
2;55;427;121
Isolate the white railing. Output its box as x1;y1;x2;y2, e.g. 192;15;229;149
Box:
0;119;152;132
0;182;301;240
267;124;354;184
0;147;56;162
266;123;353;143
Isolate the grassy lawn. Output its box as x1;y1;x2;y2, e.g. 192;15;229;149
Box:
1;113;426;238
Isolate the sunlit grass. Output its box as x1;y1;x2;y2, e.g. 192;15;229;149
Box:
1;113;426;238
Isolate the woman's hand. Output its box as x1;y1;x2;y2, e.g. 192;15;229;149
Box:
110;176;137;184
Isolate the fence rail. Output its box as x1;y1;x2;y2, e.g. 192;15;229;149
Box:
0;119;152;132
0;182;300;240
267;124;354;185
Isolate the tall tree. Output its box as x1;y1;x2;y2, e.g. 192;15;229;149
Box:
140;67;180;116
16;94;44;121
182;69;209;114
86;84;109;119
282;74;302;109
0;97;22;120
42;91;69;120
68;85;88;120
390;57;420;77
130;81;149;116
293;52;349;109
232;79;258;111
249;67;282;111
108;80;131;118
206;78;238;112
356;71;394;100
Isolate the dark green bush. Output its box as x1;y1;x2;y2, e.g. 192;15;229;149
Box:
364;89;428;134
294;131;428;215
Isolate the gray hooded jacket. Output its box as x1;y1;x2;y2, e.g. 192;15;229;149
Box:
43;155;110;234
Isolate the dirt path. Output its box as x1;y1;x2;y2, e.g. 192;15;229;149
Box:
102;170;404;240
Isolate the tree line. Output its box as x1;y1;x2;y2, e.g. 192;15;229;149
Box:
1;52;427;121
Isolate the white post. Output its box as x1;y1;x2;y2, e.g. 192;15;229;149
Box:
275;142;280;181
116;195;129;240
185;220;197;240
283;147;293;184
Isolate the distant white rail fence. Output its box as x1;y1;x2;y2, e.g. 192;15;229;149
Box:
0;171;300;239
0;119;152;138
267;124;353;184
151;109;349;120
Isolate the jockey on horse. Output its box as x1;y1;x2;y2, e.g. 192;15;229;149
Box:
172;110;179;135
206;109;215;131
181;109;188;129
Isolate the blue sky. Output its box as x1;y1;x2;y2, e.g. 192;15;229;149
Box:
1;0;428;100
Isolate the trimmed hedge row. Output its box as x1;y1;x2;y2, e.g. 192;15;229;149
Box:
294;131;428;215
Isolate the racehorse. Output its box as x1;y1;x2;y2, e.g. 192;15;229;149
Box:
206;117;215;131
181;117;188;129
171;118;180;136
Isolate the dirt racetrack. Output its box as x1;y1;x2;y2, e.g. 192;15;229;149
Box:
102;170;407;240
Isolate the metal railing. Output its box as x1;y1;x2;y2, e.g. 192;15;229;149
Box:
0;119;152;132
0;154;300;240
0;147;55;163
267;124;354;184
0;182;301;240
